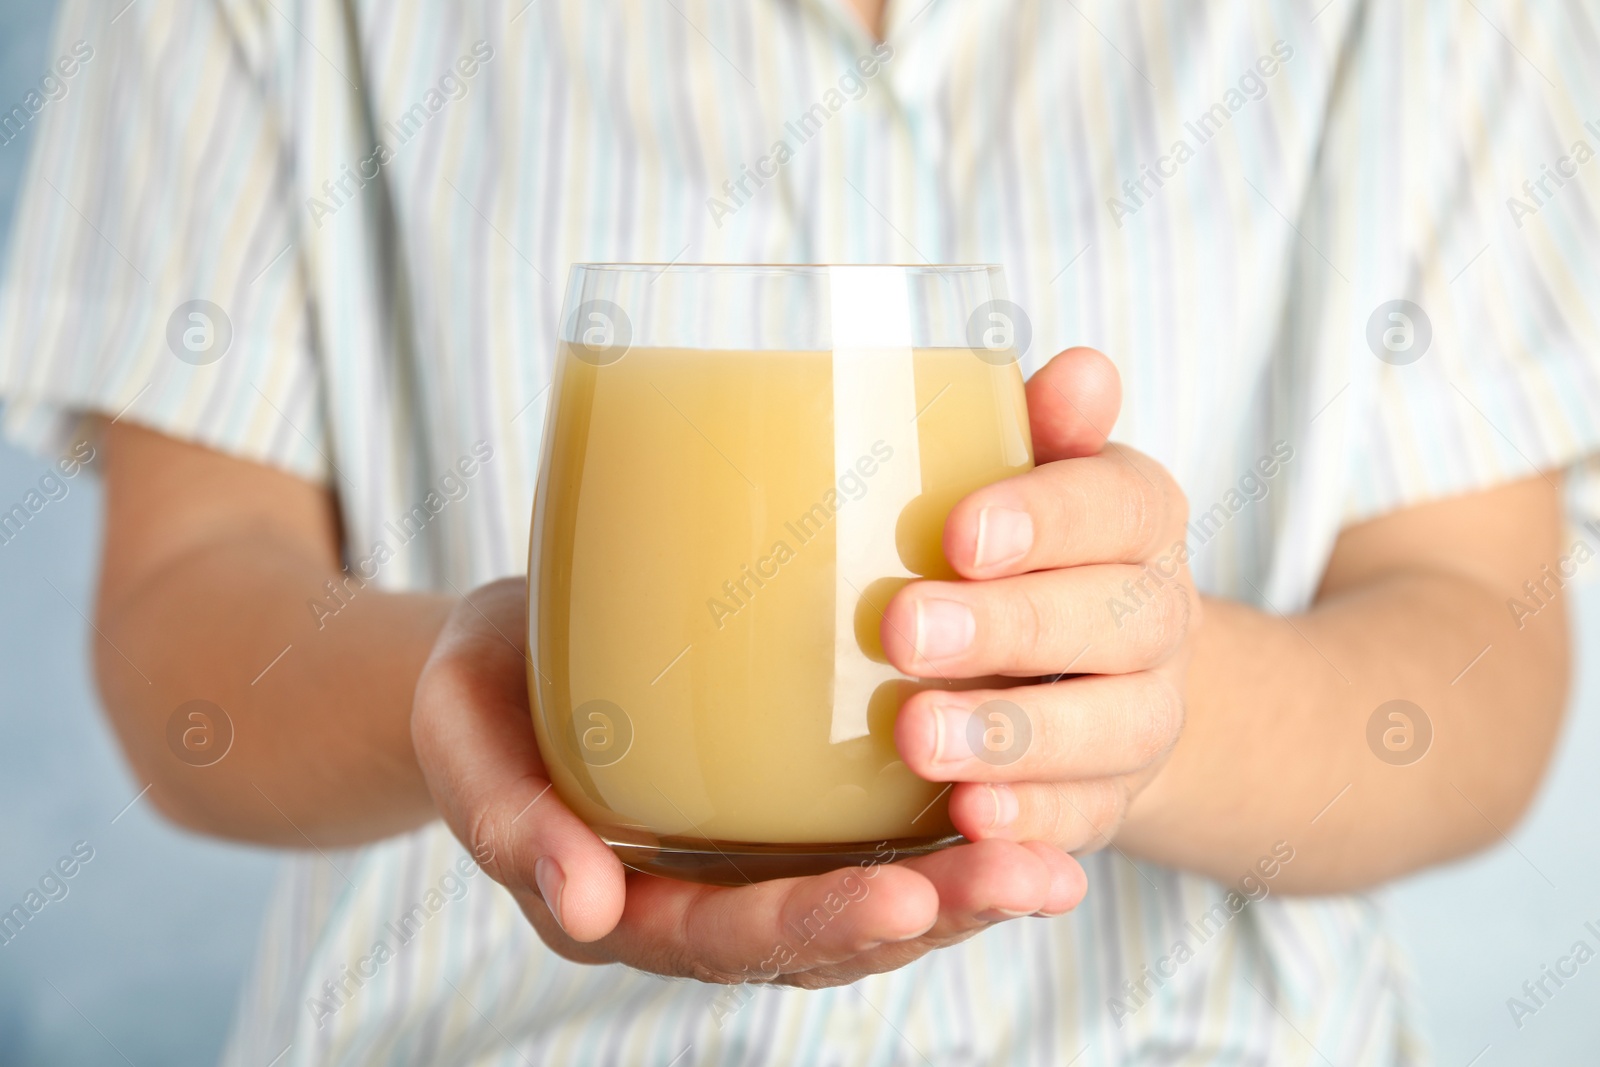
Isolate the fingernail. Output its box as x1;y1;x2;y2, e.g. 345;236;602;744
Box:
975;907;1032;923
974;507;1033;569
929;704;976;767
913;599;975;663
1036;861;1082;917
985;783;1019;830
534;856;566;930
861;928;927;951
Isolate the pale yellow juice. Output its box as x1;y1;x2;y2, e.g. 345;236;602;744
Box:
529;344;1032;848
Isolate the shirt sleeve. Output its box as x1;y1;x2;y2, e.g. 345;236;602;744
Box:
1296;0;1600;527
0;0;330;482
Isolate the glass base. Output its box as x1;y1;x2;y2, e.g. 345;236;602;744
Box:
605;832;967;886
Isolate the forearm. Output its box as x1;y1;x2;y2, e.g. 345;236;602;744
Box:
96;528;453;846
1118;569;1568;892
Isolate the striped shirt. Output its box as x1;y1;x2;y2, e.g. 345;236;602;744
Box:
4;0;1600;1063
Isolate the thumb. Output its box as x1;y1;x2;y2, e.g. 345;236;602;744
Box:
1024;347;1122;462
412;580;627;942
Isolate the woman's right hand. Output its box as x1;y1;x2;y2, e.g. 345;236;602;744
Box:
411;577;1086;987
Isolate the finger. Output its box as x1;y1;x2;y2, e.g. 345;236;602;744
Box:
880;564;1194;678
786;840;1083;985
897;837;1054;929
1024;347;1122;463
606;863;940;983
942;446;1188;580
412;578;626;942
1019;840;1090;916
895;673;1184;783
948;778;1128;853
898;837;1081;926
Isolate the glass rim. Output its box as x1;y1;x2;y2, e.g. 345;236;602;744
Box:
570;262;1003;275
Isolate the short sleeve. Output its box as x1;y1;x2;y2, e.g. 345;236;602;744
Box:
1294;1;1600;527
0;0;329;482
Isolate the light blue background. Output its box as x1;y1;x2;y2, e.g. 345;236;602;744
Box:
0;2;1597;1063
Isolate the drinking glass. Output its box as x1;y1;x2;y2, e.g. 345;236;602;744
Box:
528;264;1034;884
